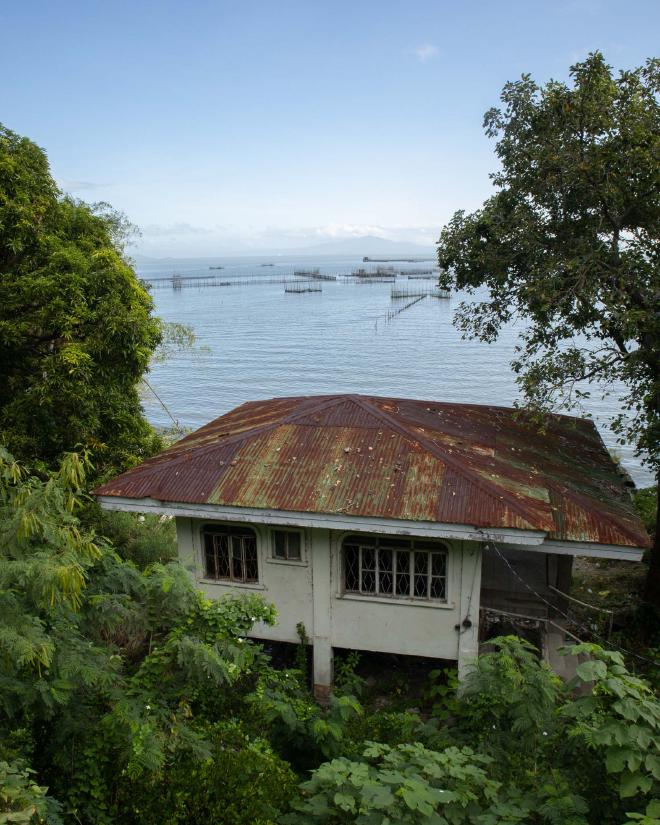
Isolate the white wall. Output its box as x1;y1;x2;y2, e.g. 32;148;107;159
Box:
175;518;482;679
176;517;313;644
328;530;476;662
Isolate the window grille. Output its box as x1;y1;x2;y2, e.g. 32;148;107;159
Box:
342;536;447;601
203;525;258;583
272;529;302;561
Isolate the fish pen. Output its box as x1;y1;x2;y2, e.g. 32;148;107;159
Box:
300;272;337;281
391;286;450;299
293;268;321;277
144;274;320;290
351;266;396;279
209;265;224;270
384;294;426;322
352;276;396;283
363;256;433;262
285;285;322;293
145;275;232;290
430;287;451;299
404;268;434;276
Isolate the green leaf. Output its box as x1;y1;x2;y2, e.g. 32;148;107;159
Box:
333;791;356;812
645;754;660;780
576;660;608;682
620;772;652;799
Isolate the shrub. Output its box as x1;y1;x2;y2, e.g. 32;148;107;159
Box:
87;506;177;567
0;760;62;824
342;710;428;759
283;741;589;824
457;636;564;754
115;721;297;825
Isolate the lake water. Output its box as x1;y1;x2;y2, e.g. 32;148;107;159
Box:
136;254;653;488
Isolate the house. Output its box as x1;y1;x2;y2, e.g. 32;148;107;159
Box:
94;394;649;697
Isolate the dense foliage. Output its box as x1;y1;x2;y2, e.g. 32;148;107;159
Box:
0;124;163;474
0;453;658;825
285;638;660;825
1;89;658;823
435;53;660;602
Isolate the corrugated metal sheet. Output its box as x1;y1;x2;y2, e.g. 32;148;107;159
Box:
94;394;650;548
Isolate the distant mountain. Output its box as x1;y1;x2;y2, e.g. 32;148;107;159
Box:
287;235;435;256
132;234;436;261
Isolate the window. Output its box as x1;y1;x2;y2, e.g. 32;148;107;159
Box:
203;525;258;583
272;529;302;561
342;536;447;601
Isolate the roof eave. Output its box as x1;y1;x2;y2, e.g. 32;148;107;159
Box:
97;496;645;561
96;494;546;547
535;538;644;562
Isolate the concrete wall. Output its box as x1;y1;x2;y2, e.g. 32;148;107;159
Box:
176;517;313;644
328;531;480;665
175;517;483;686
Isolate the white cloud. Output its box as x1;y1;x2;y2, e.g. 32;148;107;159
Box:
309;224;389;239
413;44;439;63
141;222;219;238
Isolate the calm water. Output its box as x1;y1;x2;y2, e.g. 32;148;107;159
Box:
137;254;653;487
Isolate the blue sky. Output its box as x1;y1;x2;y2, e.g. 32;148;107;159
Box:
1;0;658;255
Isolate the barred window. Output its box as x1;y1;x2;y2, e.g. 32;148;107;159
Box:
272;529;302;561
343;536;447;602
203;525;258;583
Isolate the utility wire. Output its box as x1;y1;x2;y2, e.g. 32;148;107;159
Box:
481;535;660;669
141;378;182;430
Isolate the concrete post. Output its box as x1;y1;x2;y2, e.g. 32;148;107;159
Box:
175;517;196;578
310;528;333;700
457;542;482;681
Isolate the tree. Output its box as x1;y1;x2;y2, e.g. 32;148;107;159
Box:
0;447;289;823
0;124;163;475
436;53;660;604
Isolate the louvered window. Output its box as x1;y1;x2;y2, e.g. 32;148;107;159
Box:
343;536;447;601
203;525;258;583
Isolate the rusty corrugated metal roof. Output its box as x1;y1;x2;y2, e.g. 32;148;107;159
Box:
94;394;650;548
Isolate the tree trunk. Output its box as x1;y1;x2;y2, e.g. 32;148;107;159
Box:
643;479;660;610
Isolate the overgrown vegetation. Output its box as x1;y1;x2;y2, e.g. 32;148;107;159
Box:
1;56;659;823
0;452;658;824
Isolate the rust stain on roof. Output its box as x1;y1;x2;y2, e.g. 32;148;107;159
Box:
94;394;650;549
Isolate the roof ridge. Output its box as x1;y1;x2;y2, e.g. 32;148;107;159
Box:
351;395;550;531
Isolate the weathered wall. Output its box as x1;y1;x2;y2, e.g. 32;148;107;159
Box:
176;517;482;676
328;530;480;665
176;517;314;644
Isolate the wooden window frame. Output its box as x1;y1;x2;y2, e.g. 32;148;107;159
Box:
342;535;447;602
270;528;304;563
202;524;259;584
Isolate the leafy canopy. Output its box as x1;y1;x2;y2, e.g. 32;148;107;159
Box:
436;53;659;469
0;124;163;474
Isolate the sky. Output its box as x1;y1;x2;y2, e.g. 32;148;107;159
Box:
1;0;658;256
